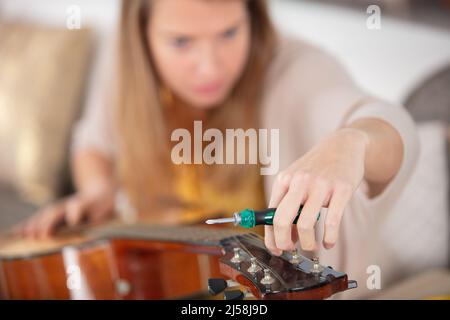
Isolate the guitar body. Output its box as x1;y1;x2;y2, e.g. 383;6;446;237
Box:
0;223;356;300
0;226;224;300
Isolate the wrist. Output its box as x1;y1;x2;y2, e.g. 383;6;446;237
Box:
335;127;370;156
79;180;116;198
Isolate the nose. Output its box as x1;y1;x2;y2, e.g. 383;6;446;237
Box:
195;42;221;79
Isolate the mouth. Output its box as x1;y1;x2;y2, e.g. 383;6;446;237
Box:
192;82;224;95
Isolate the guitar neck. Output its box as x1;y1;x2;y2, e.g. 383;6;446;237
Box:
87;223;248;247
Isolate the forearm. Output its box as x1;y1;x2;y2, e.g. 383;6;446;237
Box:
344;117;404;196
71;150;116;195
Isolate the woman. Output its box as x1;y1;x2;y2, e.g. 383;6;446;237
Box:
14;0;418;298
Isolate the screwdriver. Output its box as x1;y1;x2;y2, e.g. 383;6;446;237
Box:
205;206;320;229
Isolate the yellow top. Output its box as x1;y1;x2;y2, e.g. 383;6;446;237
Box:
174;164;266;234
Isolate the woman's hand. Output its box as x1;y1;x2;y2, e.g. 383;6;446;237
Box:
265;128;370;255
12;189;116;239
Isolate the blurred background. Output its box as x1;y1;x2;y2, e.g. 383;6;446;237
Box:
0;0;449;298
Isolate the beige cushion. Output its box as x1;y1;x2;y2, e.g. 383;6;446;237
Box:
0;23;92;204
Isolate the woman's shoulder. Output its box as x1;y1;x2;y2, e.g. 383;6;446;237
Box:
267;33;330;80
263;32;355;107
265;33;350;92
273;34;324;61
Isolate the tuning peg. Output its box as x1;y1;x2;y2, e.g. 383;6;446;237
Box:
310;257;323;274
289;249;301;264
260;269;275;285
348;280;358;289
230;247;244;264
247;257;261;274
224;289;245;300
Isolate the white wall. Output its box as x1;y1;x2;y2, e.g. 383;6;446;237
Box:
1;0;450;104
270;0;450;104
0;0;119;38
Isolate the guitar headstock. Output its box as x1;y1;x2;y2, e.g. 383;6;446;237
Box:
218;233;357;300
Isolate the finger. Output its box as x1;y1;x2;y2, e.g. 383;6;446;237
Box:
38;206;66;238
323;184;352;249
264;225;282;256
22;212;45;238
19;216;34;237
297;183;328;251
11;221;27;236
265;171;292;256
22;211;42;237
268;171;292;208
90;202;114;224
65;196;89;226
273;173;308;251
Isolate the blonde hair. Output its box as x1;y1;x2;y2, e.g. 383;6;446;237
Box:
115;0;277;213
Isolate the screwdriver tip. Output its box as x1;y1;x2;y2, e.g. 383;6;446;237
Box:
204;217;237;225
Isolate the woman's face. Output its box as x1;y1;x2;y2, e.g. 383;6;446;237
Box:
148;0;251;109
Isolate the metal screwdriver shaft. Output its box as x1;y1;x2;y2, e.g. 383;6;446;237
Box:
205;212;241;226
205;217;236;225
205;206;319;229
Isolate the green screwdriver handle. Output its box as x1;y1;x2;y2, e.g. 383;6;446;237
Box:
238;206;320;229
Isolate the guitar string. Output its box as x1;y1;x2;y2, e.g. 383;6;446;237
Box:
235;232;319;280
230;232;289;290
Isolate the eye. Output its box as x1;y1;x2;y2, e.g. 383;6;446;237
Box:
221;26;239;39
172;37;191;48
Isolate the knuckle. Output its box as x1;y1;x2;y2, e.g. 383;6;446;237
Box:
276;171;292;189
297;224;313;234
335;179;353;193
314;176;329;189
325;217;340;229
290;171;310;188
273;218;291;230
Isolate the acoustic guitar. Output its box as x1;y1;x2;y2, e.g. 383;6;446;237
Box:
0;221;357;300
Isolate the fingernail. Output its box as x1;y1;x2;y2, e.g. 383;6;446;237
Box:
324;242;334;250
